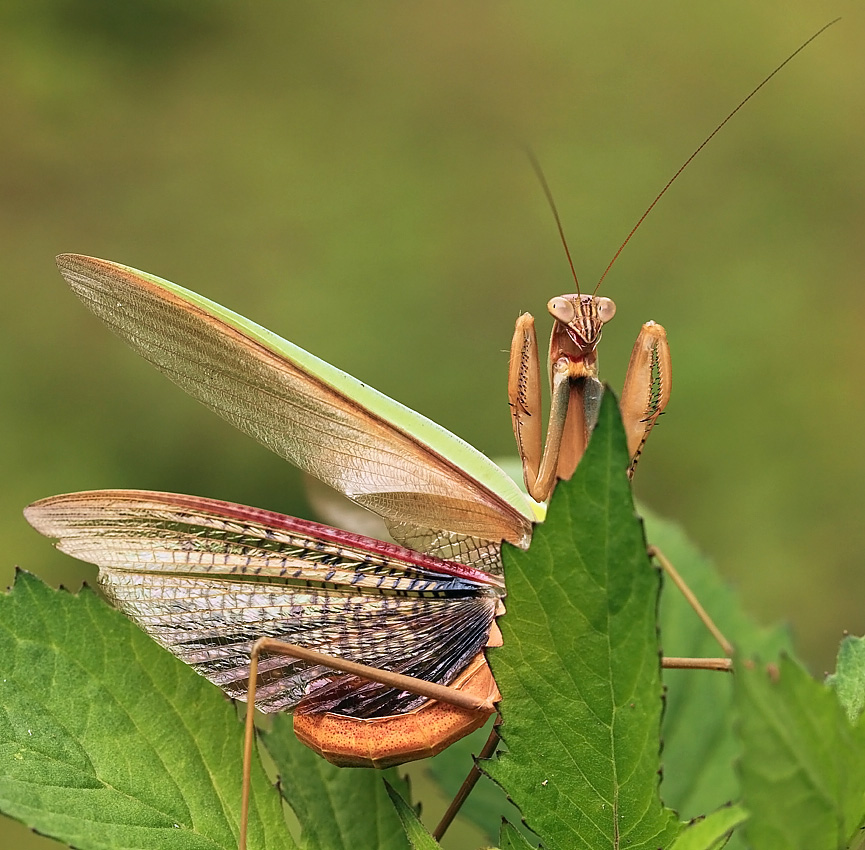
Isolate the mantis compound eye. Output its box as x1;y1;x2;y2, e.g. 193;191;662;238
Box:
596;297;616;323
547;296;576;324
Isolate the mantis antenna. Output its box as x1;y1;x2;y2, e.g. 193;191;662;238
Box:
592;17;841;294
526;19;840;297
526;147;581;295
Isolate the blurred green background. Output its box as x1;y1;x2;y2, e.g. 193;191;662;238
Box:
2;1;864;846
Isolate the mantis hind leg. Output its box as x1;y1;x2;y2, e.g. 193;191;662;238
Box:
650;544;735;662
239;639;498;850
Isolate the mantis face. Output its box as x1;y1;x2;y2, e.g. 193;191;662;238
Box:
547;293;617;363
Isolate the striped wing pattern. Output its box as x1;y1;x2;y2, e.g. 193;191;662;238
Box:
26;491;502;716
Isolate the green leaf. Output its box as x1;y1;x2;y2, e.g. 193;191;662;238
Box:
424;721;524;844
645;508;795;839
484;391;680;849
827;635;865;723
0;570;289;849
736;654;865;849
499;821;539;848
263;713;410;850
668;805;748;850
385;781;439;850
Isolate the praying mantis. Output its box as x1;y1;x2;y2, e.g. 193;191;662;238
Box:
24;253;727;850
23;23;836;848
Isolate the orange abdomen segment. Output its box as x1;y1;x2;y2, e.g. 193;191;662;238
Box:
293;653;499;769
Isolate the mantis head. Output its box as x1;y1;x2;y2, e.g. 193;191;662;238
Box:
547;294;617;357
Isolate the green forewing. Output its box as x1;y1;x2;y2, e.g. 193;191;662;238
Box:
55;254;539;571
